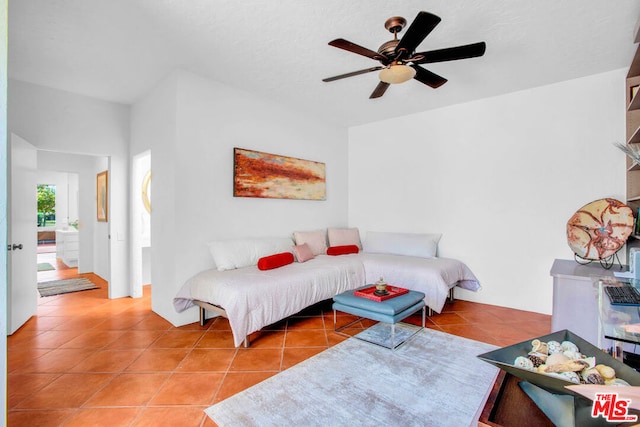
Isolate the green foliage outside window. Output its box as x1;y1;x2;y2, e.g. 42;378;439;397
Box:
37;184;56;227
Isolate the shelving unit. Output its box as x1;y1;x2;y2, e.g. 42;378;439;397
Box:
627;123;640;145
629;87;640;111
626;41;640;213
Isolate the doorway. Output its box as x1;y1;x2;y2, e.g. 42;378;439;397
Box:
36;183;57;275
131;150;151;298
36;171;80;279
9;138;129;334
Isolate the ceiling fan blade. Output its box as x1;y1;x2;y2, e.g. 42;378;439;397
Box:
411;65;447;88
328;38;385;61
413;42;487;64
395;11;441;58
322;66;384;82
369;81;390;99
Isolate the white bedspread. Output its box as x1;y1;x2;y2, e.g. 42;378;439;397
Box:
174;255;366;347
358;253;481;314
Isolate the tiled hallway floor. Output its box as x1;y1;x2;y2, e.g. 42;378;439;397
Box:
8;256;551;426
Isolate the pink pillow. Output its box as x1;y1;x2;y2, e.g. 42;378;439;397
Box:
293;243;315;262
328;227;362;248
257;252;294;270
326;245;359;256
293;230;327;255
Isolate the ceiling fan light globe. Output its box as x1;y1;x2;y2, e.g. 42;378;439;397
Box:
379;65;416;84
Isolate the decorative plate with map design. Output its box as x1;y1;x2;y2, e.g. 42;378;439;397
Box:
566;198;634;261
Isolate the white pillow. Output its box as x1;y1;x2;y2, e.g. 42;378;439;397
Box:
328;227;362;249
293;230;327;255
207;237;294;271
363;231;441;258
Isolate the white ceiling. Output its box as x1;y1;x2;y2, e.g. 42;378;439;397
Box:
8;0;640;127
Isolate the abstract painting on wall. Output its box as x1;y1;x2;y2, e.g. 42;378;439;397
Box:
96;170;108;222
233;148;326;200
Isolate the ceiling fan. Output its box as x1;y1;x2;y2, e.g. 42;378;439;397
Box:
322;11;486;99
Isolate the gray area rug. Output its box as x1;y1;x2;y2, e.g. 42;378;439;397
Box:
206;324;499;427
37;278;98;297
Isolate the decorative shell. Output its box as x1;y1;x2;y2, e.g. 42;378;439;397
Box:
528;352;546;367
560;371;581;384
582;368;605;385
531;339;548;355
563;350;582;360
561;341;580;353
547;340;563;354
514;356;534;370
595;364;616;380
582;356;597;369
541;359;589;373
546;353;569;367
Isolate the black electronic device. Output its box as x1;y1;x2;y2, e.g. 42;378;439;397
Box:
604;285;640;306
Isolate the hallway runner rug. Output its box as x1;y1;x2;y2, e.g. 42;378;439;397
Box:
206;324;499;427
37;278;98;297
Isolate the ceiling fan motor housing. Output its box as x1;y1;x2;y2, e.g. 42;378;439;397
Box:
379;16;407;58
378;39;400;58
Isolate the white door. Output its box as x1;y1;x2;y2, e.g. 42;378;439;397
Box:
8;133;38;334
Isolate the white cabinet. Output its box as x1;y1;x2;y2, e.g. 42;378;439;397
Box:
56;229;79;267
550;259;617;347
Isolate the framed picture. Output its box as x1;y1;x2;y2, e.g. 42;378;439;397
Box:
96;170;108;222
233;148;326;200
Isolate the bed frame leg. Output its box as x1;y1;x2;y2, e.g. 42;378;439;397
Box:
244;336;250;348
425;288;455;318
199;307;206;326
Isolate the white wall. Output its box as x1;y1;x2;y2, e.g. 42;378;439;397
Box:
9;80;129;155
130;72;179;317
349;69;627;315
8;80;131;297
107;154;130;298
131;70;349;325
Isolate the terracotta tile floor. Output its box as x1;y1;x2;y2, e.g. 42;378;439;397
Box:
7;253;552;426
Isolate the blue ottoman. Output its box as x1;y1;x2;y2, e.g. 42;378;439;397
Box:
333;286;426;349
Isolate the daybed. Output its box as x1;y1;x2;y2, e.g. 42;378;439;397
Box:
359;253;480;315
173;229;480;347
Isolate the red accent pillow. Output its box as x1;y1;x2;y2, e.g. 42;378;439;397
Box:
326;245;360;256
257;252;295;270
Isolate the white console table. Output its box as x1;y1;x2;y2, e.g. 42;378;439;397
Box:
550;259;620;347
56;229;79;267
